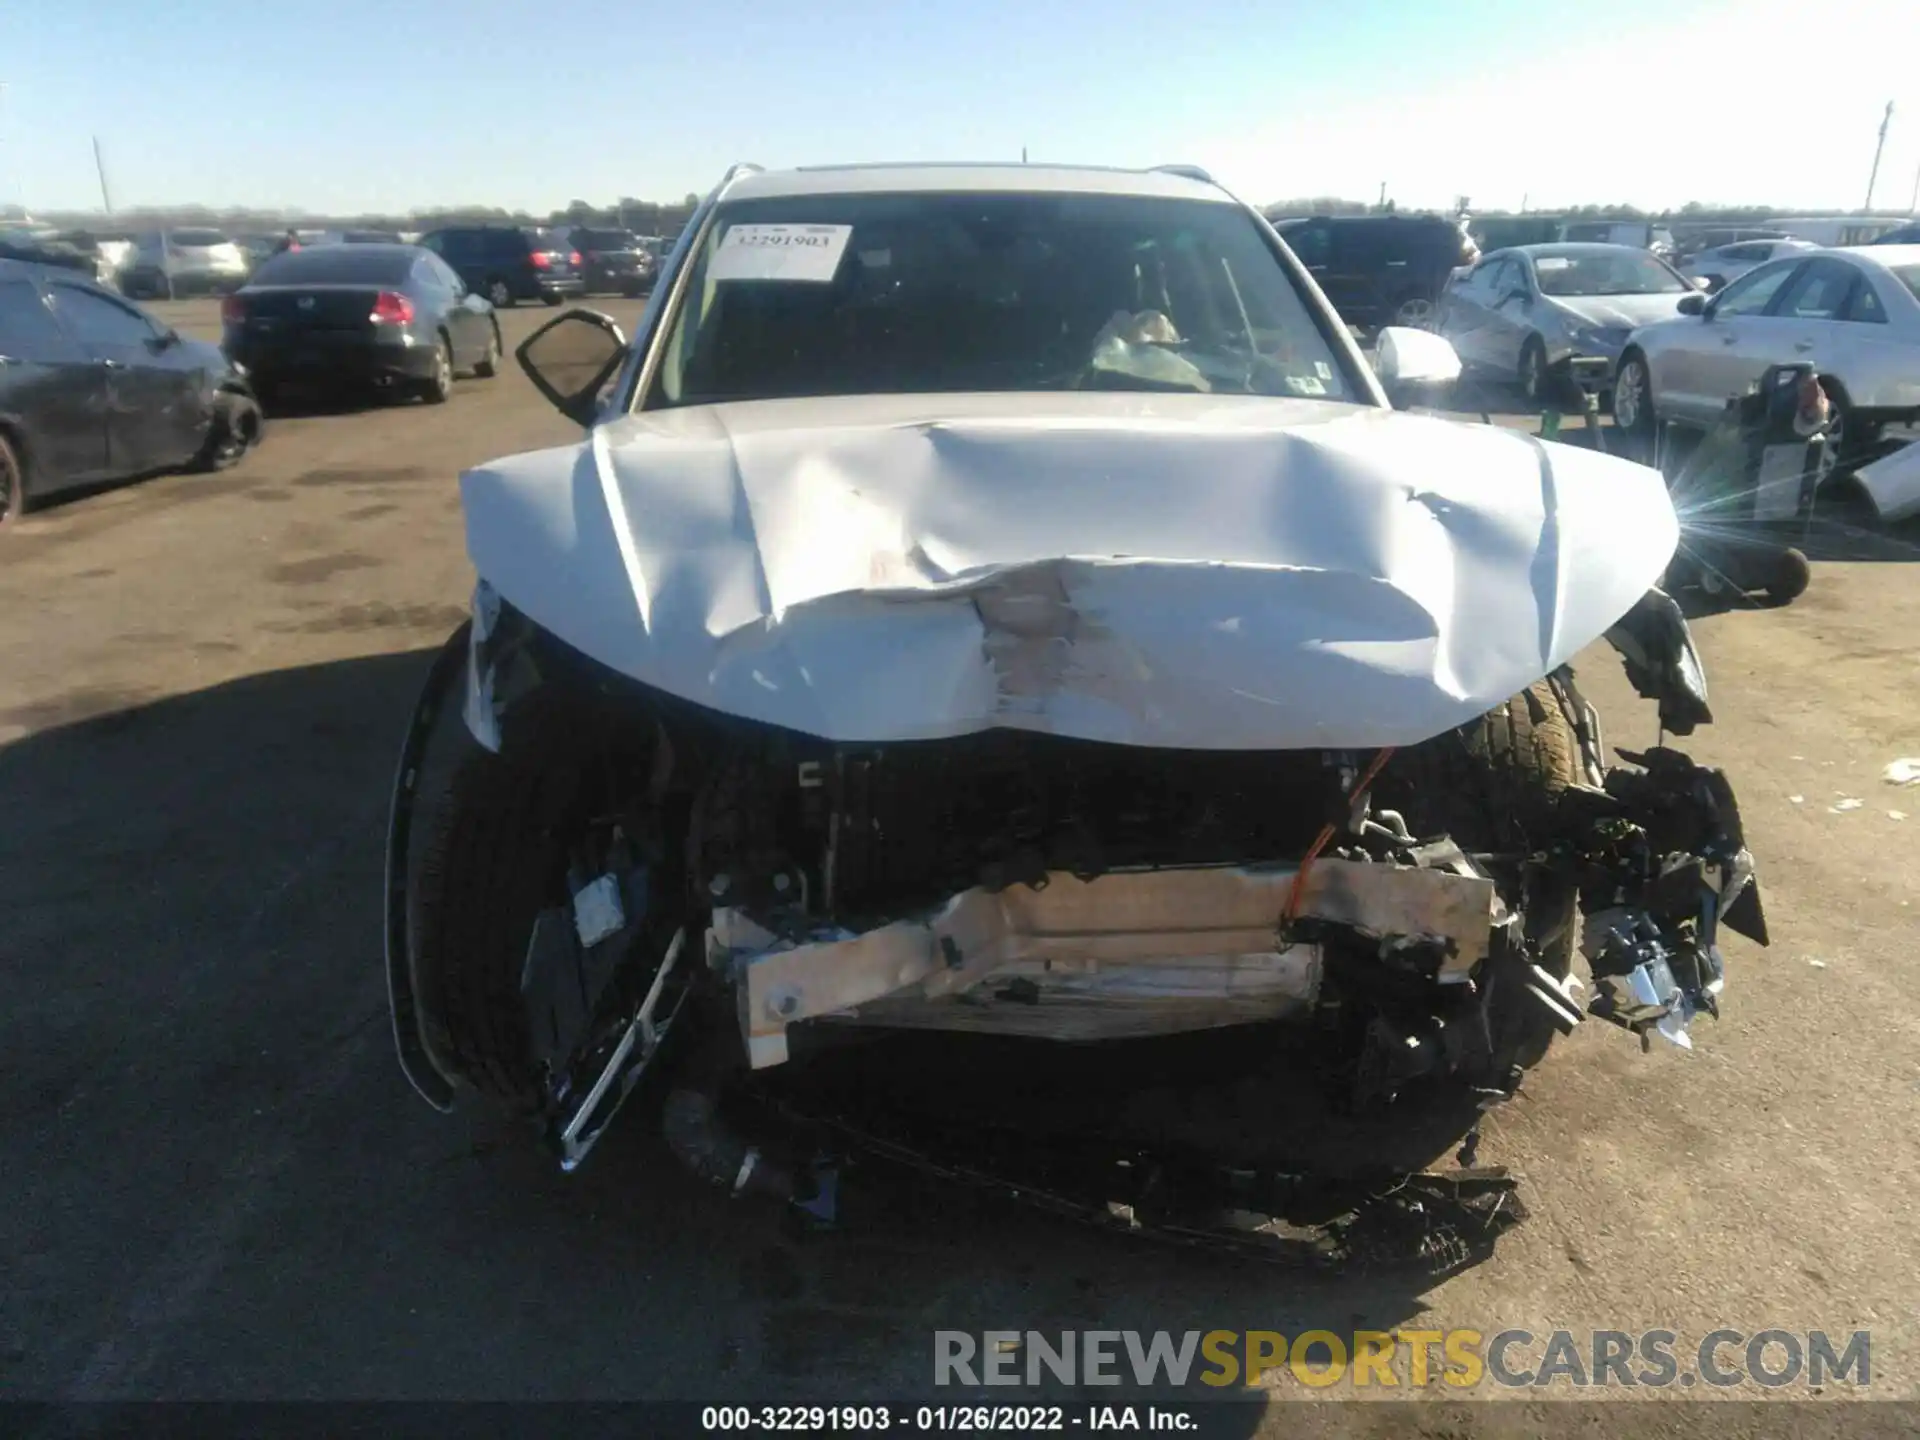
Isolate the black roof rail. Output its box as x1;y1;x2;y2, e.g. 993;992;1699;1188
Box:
1151;164;1216;185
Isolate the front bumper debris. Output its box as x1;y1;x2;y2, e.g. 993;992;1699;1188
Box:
712;859;1501;1068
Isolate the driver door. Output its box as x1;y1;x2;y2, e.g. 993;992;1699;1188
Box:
1656;259;1803;425
46;281;206;473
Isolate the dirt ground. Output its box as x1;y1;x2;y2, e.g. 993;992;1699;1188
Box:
3;298;1918;1430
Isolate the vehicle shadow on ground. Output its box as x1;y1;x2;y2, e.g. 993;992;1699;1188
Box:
256;389;436;420
1;650;1511;1412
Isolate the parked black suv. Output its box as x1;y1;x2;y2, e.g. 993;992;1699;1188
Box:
1270;214;1476;331
417;226;583;308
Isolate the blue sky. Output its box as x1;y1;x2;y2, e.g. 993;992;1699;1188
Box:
4;0;1916;216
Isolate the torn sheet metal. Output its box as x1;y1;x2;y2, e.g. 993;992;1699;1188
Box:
713;859;1498;1067
461;392;1681;749
1852;441;1920;525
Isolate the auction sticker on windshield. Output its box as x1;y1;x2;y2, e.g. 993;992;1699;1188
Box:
710;223;853;283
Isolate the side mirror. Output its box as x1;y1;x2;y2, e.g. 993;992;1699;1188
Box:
516;309;628;427
1374;325;1462;409
1677;292;1708;317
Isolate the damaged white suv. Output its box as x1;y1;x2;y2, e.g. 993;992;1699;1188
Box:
386;163;1766;1227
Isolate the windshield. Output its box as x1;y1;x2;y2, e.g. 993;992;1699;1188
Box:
172;229;229;248
247;247;414;285
575;229;639;250
649;191;1354;406
1890;264;1920;302
1532;248;1686;296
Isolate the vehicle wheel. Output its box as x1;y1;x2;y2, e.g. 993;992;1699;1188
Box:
191;392;262;472
412;686;681;1108
1517;335;1561;408
1384;679;1582;1070
472;322;502;379
1768;548;1811;605
541;294;563;307
1391;294;1436;329
418;337;454;404
1613;349;1656;445
0;430;33;524
486;278;514;308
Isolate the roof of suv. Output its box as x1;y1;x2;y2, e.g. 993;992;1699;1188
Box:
723;163;1231;204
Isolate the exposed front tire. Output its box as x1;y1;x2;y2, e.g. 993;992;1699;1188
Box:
486;278;514;308
1387;679;1583;1070
411;686;682;1109
191;392;262;473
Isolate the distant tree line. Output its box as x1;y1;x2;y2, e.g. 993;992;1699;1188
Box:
1263;197;1910;221
24;193;1910;236
24;194;710;238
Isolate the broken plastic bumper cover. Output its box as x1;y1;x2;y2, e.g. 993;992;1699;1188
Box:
1559;745;1766;1050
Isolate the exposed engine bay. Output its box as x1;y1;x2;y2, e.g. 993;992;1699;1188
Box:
386;584;1765;1266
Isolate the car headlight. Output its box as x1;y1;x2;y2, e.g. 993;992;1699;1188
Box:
1569;324;1629;353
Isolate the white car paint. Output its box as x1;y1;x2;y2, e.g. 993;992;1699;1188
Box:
1853;440;1920;524
1621;245;1920;430
462;390;1679;751
1678;238;1815;290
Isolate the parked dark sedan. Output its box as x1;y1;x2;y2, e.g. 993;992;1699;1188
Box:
221;244;501;408
0;259;260;522
568;227;654;296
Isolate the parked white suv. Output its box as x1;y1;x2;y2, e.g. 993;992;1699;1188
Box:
379;162;1765;1235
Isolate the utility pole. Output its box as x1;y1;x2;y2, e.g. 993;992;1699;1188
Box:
1021;146;1028;164
93;135;112;213
1377;180;1387;210
1909;152;1919;215
1864;100;1893;210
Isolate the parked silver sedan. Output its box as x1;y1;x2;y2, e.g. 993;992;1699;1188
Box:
1438;243;1701;404
1613;245;1920;460
1677;237;1816;293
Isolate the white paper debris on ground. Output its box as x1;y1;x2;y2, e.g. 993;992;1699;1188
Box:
1830;798;1863;813
1789;794;1804;804
1883;758;1920;786
1808;959;1828;969
1892;810;1908;822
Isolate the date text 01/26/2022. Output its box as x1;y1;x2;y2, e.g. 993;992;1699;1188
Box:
700;1404;1197;1432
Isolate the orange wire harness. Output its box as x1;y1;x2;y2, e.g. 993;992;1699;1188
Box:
1282;745;1397;925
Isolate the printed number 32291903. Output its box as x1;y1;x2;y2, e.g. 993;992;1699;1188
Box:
709;224;854;282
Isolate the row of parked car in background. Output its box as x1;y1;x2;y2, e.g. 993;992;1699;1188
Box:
0;222;671;304
0;215;680;522
1255;206;1918;525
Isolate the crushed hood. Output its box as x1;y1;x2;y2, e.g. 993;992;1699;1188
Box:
461;392;1679;750
1551;293;1694;331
